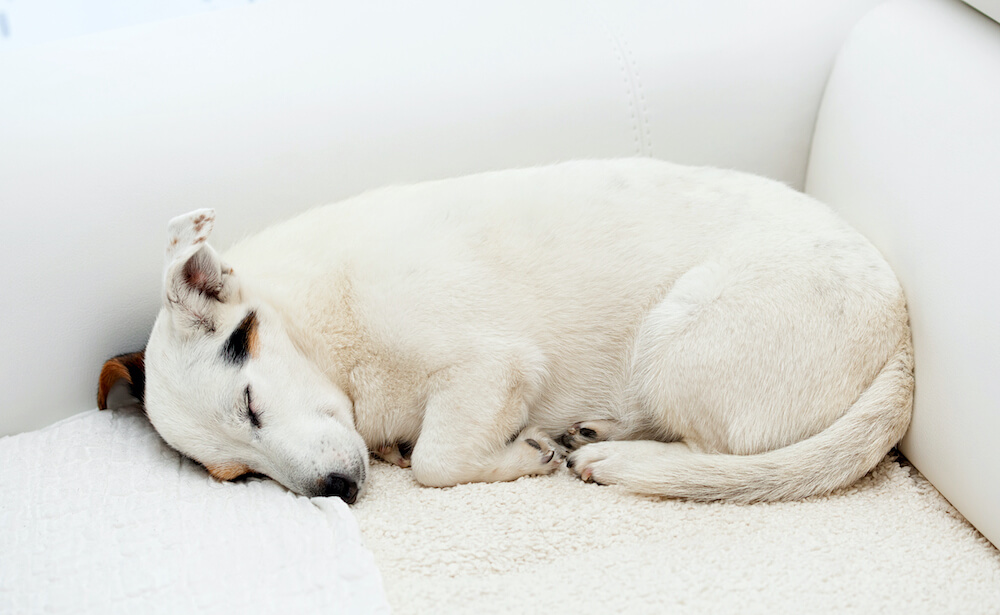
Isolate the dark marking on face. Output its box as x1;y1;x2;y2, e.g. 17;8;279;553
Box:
222;311;259;365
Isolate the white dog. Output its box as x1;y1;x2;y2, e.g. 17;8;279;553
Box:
98;159;913;504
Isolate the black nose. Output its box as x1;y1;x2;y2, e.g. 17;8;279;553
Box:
318;473;359;504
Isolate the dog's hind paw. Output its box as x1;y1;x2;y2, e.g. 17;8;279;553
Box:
566;441;623;485
567;440;686;486
557;420;616;451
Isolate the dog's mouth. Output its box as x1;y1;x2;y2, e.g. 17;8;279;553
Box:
219;468;361;503
196;441;368;503
230;472;269;482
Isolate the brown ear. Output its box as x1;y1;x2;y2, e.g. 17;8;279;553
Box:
97;351;146;410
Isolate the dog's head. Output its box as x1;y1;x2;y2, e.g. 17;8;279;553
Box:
98;209;368;502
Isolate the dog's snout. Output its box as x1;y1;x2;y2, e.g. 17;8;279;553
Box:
318;472;359;504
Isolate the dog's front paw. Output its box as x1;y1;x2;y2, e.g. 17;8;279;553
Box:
517;428;566;474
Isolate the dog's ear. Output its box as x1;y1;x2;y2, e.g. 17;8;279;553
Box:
98;351;145;411
162;209;240;331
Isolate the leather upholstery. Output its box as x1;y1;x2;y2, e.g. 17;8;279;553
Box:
807;0;1000;548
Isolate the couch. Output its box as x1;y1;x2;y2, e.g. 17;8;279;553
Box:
1;0;997;602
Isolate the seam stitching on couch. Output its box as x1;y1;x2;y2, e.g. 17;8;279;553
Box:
587;0;642;156
618;31;652;156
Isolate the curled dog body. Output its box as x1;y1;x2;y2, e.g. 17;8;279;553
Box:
99;159;913;504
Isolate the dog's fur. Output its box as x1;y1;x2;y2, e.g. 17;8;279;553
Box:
99;159;913;504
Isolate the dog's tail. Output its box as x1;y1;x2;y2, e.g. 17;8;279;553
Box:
618;334;914;503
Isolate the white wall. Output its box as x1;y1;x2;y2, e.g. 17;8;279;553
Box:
0;0;264;51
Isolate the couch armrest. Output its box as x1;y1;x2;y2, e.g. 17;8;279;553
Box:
807;0;1000;547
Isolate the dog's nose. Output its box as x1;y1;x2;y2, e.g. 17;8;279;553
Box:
318;472;359;504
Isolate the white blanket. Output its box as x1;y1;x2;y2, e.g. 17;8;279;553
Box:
0;410;389;614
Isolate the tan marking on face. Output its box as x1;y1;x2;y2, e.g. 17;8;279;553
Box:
245;315;260;358
205;462;251;481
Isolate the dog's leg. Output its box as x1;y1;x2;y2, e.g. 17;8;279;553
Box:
565;258;912;503
409;360;564;487
567;440;694;485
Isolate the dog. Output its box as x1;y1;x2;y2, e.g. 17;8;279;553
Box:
98;159;913;504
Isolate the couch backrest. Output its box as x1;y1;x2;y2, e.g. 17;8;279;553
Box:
806;0;1000;547
0;0;879;437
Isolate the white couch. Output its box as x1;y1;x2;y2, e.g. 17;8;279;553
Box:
1;0;996;555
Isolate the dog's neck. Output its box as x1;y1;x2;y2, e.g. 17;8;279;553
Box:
250;265;428;446
243;267;363;399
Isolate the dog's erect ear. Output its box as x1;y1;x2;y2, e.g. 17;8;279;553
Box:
98;351;146;411
163;209;240;331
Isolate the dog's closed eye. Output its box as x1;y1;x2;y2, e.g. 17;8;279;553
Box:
244;385;261;429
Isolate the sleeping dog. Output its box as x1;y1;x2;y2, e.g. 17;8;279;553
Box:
98;159;913;504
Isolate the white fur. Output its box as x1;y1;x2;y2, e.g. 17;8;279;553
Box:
139;159;913;502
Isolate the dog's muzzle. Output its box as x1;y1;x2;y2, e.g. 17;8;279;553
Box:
317;472;359;504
